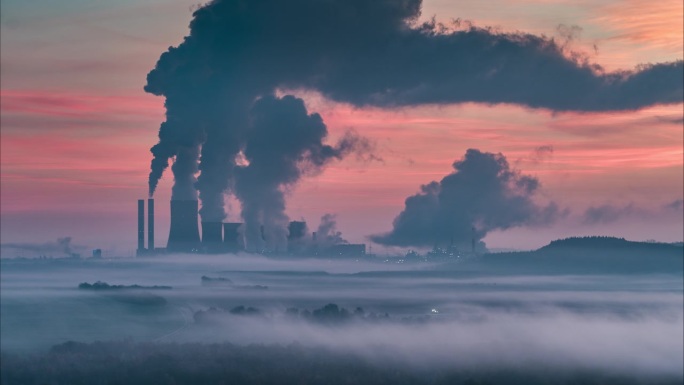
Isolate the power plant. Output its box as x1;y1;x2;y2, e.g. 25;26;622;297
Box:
136;198;366;257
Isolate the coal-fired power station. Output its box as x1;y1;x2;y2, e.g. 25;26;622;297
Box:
136;198;365;257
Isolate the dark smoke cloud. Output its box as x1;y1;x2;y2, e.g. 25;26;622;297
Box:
372;149;560;248
234;95;365;251
145;0;682;225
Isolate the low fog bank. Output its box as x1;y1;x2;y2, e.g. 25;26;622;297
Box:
176;303;684;377
2;340;682;385
1;253;682;382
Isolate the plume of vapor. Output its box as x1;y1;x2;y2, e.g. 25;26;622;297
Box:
315;214;348;248
372;149;561;248
234;95;367;251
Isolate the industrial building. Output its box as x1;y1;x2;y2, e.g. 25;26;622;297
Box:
136;198;366;258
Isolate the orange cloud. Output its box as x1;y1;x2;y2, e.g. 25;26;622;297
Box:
596;0;683;53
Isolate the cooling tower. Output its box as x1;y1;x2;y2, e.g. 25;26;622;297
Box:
223;222;243;253
167;200;201;252
287;221;306;240
287;221;307;254
137;200;145;251
201;221;223;253
148;198;155;251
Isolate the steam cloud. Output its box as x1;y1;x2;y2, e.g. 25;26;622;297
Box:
234;95;361;250
145;0;682;234
372;149;559;248
315;214;348;248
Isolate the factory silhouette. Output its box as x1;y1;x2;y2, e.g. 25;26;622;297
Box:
137;199;366;257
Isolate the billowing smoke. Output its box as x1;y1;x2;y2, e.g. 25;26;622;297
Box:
235;95;362;251
315;214;348;248
372;149;560;248
145;0;682;231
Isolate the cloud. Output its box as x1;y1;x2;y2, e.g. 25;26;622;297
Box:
371;149;561;248
582;204;636;224
519;145;554;165
595;0;683;53
582;200;684;224
663;199;683;211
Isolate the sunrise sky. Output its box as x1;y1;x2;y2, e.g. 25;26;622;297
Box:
1;0;682;255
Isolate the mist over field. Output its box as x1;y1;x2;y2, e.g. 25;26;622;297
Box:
2;252;682;384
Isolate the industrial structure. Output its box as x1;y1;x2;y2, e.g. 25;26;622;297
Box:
136;198;366;258
167;200;201;252
223;223;243;253
136;198;157;256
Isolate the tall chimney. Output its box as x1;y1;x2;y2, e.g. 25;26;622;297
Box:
137;199;145;251
167;200;201;252
223;223;243;253
148;199;155;251
201;221;223;253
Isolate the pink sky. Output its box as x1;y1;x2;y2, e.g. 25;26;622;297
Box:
1;0;682;255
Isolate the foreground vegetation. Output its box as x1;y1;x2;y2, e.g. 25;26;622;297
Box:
2;341;680;385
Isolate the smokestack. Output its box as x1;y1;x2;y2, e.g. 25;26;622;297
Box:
223;223;243;253
167;200;201;252
137;199;145;251
148;199;155;251
201;221;223;253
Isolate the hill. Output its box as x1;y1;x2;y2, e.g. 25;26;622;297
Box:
475;236;683;274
